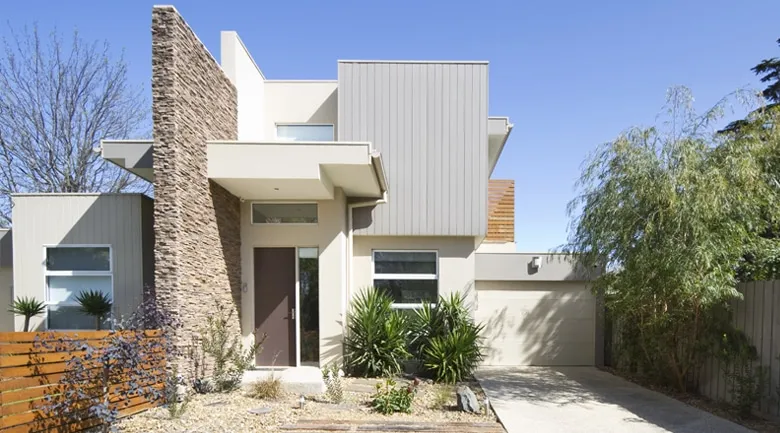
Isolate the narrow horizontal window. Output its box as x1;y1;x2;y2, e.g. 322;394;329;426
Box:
46;247;110;271
276;124;334;142
252;203;318;224
374;251;437;274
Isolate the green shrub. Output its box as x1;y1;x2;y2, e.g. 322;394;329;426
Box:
165;364;190;419
371;378;418;414
409;292;484;383
344;287;409;377
75;290;112;330
719;329;769;417
322;363;345;403
246;375;283;400
8;296;45;332
198;302;265;392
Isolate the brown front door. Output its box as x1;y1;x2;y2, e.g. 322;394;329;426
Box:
254;248;296;366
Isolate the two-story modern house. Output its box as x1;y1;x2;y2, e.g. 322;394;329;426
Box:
2;6;599;370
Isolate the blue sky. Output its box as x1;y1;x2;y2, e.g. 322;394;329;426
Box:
3;1;779;251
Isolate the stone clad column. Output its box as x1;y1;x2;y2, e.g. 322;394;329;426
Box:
151;5;242;376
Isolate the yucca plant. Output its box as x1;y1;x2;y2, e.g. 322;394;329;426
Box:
422;321;484;384
75;290;113;330
9;296;45;332
344;287;409;377
410;292;484;383
408;292;471;360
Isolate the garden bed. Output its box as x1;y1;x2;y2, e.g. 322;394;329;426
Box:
117;377;500;433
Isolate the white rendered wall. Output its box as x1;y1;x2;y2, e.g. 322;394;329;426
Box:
264;81;338;140
220;31;266;140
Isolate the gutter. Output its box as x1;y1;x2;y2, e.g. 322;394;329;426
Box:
343;154;388;337
489;122;513;176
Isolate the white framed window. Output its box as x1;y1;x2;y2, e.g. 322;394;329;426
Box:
44;245;113;330
372;250;438;308
275;124;334;142
252;203;318;225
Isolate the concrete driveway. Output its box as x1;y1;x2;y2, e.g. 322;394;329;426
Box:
477;367;754;433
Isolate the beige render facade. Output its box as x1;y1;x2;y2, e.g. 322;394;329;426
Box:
2;5;601;370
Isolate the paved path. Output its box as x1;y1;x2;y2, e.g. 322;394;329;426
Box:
477;367;754;433
281;419;505;432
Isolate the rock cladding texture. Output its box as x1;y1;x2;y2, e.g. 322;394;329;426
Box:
151;6;241;375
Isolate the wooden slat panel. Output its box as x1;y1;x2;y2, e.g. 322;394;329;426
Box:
486;179;514;242
0;330;160;343
1;393;159;431
0;330;165;433
1;376;165;415
0;336;162;355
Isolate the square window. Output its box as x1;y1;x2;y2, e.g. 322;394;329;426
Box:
373;250;438;307
44;246;113;330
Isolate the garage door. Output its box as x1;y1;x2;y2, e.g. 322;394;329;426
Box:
475;280;596;366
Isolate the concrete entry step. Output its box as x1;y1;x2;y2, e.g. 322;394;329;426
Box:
242;366;325;396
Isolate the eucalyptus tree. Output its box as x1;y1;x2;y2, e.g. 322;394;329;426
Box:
565;87;780;390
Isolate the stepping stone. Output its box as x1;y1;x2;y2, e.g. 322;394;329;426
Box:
345;383;379;393
248;407;272;415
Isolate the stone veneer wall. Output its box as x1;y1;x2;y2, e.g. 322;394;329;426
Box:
151;6;242;374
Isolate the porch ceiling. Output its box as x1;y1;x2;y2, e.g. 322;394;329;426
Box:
207;141;387;200
99;139;388;201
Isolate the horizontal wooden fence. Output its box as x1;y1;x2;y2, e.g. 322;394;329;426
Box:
0;330;165;433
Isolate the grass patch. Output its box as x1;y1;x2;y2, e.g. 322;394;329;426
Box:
430;384;454;410
246;376;283;400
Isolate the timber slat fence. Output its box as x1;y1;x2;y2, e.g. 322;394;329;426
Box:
0;330;165;433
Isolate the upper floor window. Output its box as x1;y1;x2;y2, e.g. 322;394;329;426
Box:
44;245;113;330
276;124;334;142
372;251;438;308
252;203;318;224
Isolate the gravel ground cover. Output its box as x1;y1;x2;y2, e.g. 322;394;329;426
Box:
117;377;499;432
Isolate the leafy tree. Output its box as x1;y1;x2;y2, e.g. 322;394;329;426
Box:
753;38;780;106
565;87;780;391
0;26;149;226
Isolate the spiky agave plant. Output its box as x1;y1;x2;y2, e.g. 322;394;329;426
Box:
9;296;45;332
75;290;113;330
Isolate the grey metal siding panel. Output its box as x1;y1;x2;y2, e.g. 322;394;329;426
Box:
10;194;147;330
141;196;155;294
340;62;488;236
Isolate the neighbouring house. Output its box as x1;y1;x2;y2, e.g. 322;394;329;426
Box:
0;5;601;369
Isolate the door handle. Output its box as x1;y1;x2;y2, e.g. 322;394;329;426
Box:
291;308;295;320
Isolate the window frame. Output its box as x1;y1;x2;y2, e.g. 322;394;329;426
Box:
371;250;439;309
42;244;114;329
250;202;319;226
274;123;335;142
